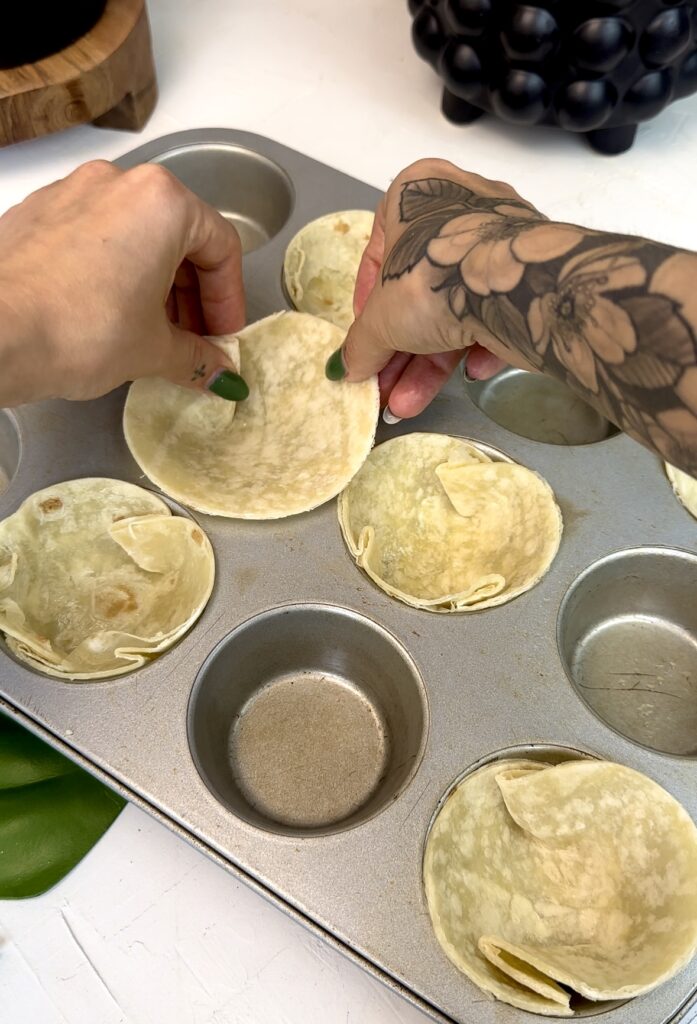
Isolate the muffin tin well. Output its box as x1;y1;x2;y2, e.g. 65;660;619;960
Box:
147;141;294;253
188;603;427;836
465;366;620;447
0;129;695;1024
558;546;697;758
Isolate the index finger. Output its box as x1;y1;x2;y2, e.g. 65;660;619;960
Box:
353;195;386;318
181;195;246;336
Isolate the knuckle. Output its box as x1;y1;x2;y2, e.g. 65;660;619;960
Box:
71;159;117;182
222;215;243;253
395;157;454;183
391;159;520;203
492;178;517;197
188;335;207;374
126;162;182;200
342;325;369;375
343;310;385;369
173;333;213;386
341;335;354;371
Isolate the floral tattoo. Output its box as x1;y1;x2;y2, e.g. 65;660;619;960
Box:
383;178;697;475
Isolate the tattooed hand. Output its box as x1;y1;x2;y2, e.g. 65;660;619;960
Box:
334;160;526;416
336;158;697;476
0;161;247;407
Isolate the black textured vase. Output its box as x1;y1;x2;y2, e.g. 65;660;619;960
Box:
409;0;697;153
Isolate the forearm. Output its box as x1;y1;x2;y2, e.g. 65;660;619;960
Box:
465;223;697;476
384;169;697;475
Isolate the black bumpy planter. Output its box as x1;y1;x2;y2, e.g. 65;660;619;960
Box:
409;0;697;153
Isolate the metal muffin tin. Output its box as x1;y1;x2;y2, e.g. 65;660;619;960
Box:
1;129;696;1024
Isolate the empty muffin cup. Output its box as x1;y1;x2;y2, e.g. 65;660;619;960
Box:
558;547;697;757
0;411;20;495
188;604;428;836
148;143;294;253
466;367;619;446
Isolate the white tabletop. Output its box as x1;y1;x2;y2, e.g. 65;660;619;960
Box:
1;2;697;1022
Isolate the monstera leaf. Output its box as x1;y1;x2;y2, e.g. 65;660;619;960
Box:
0;713;124;898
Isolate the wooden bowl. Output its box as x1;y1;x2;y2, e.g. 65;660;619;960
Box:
0;0;157;147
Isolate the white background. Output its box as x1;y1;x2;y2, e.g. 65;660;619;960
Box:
1;2;697;1022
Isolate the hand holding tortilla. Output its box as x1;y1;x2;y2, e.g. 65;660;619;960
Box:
0;160;246;408
124;312;379;519
329;158;697;477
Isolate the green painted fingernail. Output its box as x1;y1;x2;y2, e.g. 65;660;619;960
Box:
325;347;346;381
207;370;249;402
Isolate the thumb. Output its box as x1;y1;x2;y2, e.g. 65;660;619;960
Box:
159;324;249;401
327;304;394;383
353;196;386;318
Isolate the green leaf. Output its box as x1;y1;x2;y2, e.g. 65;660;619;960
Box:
0;714;125;898
0;720;74;790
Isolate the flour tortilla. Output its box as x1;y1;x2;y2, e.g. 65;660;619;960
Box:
666;463;697;519
0;479;214;680
283;210;374;330
338;433;562;611
424;759;697;1015
124;312;379;519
